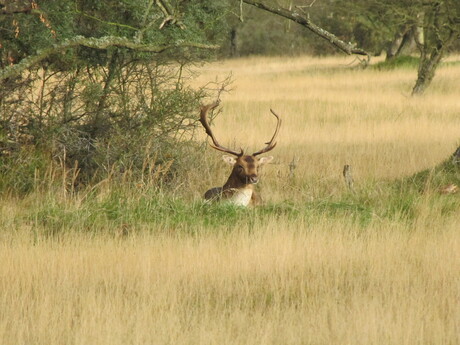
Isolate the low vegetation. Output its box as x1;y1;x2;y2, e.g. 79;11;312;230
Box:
1;55;459;345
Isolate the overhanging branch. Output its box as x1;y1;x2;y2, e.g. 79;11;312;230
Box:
241;0;370;61
0;36;219;81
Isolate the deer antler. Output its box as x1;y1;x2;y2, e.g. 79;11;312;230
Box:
252;109;281;156
200;102;243;156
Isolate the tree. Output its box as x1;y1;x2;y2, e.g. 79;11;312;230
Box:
333;0;460;95
0;0;228;190
411;0;460;95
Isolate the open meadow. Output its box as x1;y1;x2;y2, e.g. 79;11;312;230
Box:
1;55;459;344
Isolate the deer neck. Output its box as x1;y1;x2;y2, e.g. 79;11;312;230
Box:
223;170;254;191
220;173;252;206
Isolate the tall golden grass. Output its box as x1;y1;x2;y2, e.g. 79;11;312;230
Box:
1;217;459;345
1;55;459;344
194;55;459;181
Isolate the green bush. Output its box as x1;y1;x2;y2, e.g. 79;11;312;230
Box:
0;0;229;194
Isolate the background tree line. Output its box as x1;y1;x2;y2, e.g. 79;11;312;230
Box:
223;0;460;94
223;1;460;58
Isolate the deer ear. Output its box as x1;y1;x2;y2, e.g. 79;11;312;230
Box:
222;155;237;165
258;156;274;166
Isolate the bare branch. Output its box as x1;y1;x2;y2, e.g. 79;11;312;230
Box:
241;0;370;62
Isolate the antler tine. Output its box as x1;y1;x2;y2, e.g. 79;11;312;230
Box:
200;102;243;156
252;109;282;156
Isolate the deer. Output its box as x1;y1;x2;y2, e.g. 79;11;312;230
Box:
199;101;281;207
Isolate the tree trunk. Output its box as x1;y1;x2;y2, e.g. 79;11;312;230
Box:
90;52;119;139
412;3;457;95
230;28;238;57
386;26;409;60
387;25;420;61
396;29;417;56
411;46;444;95
412;25;455;95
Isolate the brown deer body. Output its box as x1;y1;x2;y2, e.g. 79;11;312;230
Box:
200;102;281;207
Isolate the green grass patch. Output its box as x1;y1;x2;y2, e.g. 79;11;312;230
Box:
4;155;458;239
372;56;420;70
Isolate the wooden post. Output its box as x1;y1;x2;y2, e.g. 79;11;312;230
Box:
343;164;355;193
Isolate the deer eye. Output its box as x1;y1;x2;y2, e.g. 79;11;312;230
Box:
237;165;244;172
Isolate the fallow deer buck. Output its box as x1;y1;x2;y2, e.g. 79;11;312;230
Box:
200;101;281;206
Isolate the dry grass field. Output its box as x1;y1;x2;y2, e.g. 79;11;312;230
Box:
192;55;460;193
1;55;459;345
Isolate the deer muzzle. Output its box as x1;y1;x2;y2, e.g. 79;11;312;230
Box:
248;175;259;184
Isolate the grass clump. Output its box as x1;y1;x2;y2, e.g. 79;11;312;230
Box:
402;153;460;191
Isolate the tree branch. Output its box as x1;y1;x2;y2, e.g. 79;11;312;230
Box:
0;36;219;81
241;0;370;61
74;3;139;31
156;0;186;29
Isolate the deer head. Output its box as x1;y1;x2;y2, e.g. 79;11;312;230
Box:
200;101;281;191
